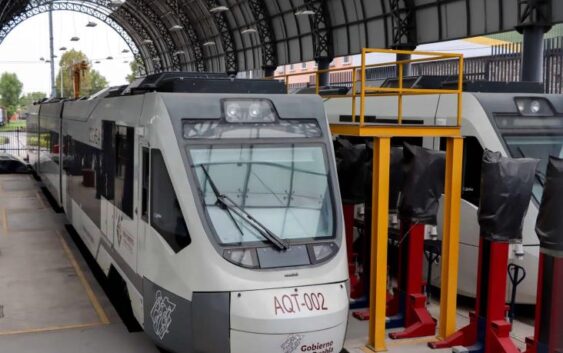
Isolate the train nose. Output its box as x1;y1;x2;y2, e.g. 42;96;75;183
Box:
230;282;349;353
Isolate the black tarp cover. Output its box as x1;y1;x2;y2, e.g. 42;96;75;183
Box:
334;138;370;203
398;143;445;225
535;157;563;251
478;150;538;242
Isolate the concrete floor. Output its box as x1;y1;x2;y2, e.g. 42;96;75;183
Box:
0;173;535;353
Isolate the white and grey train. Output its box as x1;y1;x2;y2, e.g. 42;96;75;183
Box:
27;73;349;353
323;81;563;305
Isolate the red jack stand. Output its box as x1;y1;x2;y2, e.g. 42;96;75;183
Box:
429;238;519;353
387;221;436;339
344;204;363;299
524;253;563;353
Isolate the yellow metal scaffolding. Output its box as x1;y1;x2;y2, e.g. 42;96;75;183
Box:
276;48;465;351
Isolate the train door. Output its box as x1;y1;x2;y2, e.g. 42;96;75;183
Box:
137;144;150;274
102;121;116;244
113;125;138;271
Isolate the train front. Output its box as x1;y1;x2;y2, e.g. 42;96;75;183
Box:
163;93;349;353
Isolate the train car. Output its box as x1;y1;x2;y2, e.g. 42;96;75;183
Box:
33;73;349;353
323;82;563;304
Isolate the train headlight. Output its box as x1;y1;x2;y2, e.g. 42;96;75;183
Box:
514;97;554;117
223;99;277;123
223;248;259;268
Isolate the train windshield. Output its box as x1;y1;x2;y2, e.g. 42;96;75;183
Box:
190;145;334;246
503;134;563;201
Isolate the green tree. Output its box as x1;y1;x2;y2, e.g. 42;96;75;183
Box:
55;49;109;97
20;91;47;108
0;73;23;117
126;60;141;83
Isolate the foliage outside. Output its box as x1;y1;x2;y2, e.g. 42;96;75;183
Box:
126;60;142;83
0;72;23;117
56;49;109;97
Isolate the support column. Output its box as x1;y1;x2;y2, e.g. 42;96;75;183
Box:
396;53;412;77
48;5;56;98
263;66;276;78
521;26;546;82
316;57;331;87
368;136;391;352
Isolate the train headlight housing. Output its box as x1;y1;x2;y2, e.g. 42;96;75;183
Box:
223;99;277;123
310;243;338;263
223;248;259;269
514;97;554;117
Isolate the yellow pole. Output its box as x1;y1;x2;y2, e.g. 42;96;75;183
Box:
352;68;357;123
360;49;367;126
368;136;391;352
398;63;404;124
438;136;464;338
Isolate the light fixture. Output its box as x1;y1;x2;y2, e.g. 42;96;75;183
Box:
143;39;153;45
94;60;101;64
121;49;130;53
40;57;45;61
241;27;257;34
209;5;229;13
123;60;129;63
70;36;80;42
106;56;114;60
169;24;184;31
153;57;161;62
110;0;126;5
173;50;185;56
295;8;315;16
203;41;216;46
59;46;67;51
86;21;97;27
45;59;51;63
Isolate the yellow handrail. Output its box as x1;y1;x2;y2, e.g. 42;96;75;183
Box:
273;48;464;128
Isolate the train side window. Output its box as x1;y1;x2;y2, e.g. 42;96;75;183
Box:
115;126;135;218
461;136;484;206
150;149;191;252
141;147;149;221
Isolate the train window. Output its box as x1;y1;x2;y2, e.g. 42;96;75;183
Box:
461;137;484;206
150;149;191;252
141;147;149;221
115;126;134;218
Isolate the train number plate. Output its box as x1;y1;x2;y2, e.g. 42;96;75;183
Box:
273;292;328;315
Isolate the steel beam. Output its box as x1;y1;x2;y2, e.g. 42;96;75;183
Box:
206;0;238;76
247;0;277;77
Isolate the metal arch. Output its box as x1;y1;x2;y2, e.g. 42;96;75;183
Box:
304;0;333;63
125;0;180;72
247;0;277;75
161;0;206;72
206;0;238;76
0;0;148;75
113;6;161;73
389;0;417;49
517;0;552;31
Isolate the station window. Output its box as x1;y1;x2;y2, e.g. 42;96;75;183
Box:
301;62;307;70
150;149;191;253
343;56;350;63
115;126;134;218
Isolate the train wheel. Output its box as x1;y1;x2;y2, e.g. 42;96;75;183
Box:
107;267;142;332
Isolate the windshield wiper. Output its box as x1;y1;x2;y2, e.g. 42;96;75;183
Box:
200;166;289;251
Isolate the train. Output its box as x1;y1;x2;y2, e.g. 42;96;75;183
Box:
27;72;349;353
322;80;563;305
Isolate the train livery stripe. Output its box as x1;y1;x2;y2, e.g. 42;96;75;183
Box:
57;230;111;325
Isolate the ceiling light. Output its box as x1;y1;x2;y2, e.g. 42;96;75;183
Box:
86;21;97;27
106;56;114;60
59;46;67;51
94;60;101;64
121;49;130;53
173;50;185;56
143;39;153;45
70;36;80;42
110;0;126;5
209;5;229;13
295;9;315;16
45;60;51;63
241;27;257;34
169;24;184;31
153;57;161;62
40;57;45;61
203;41;216;46
123;60;129;63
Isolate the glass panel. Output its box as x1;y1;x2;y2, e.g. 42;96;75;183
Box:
503;134;563;201
115;126;134;218
183;120;322;139
190;145;334;245
150;149;191;252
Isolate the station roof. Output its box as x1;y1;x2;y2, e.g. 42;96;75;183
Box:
0;0;561;76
